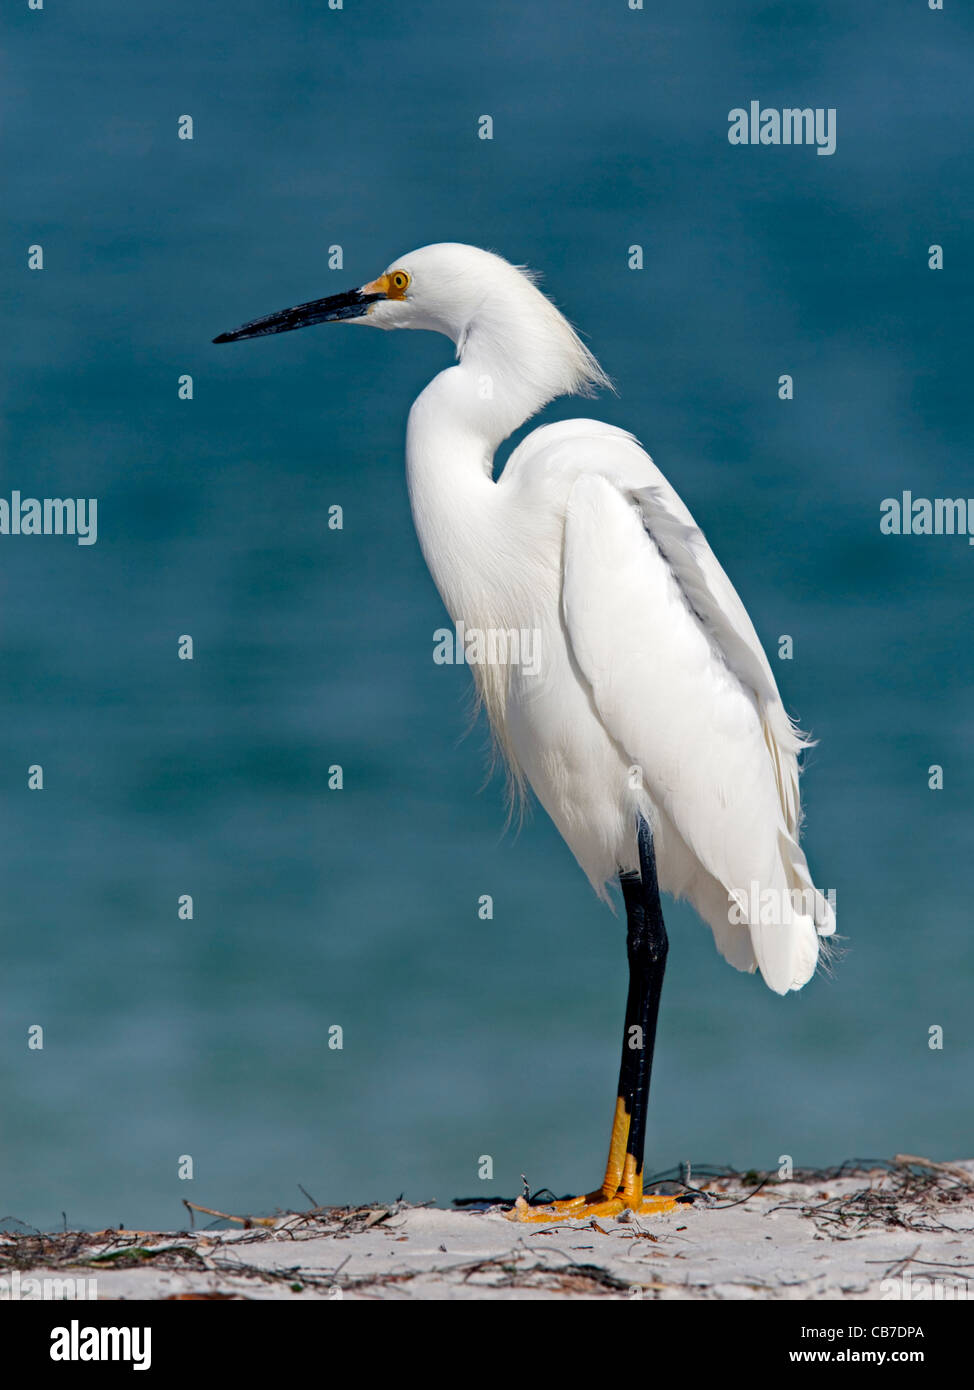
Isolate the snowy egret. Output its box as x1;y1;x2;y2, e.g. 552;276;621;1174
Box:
214;244;834;1221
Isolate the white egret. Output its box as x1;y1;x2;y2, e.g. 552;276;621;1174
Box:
215;244;835;1221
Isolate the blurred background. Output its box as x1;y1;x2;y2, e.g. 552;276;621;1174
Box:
2;0;972;1231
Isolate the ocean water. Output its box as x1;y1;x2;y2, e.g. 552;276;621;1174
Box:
2;0;972;1231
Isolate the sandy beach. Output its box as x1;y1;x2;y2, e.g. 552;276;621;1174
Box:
4;1159;972;1302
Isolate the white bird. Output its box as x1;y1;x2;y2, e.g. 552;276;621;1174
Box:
215;243;835;1220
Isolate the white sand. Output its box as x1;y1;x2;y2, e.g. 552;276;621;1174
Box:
5;1163;972;1301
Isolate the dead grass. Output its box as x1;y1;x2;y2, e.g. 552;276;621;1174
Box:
2;1155;970;1298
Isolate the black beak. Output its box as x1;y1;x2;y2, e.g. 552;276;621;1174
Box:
213;287;384;344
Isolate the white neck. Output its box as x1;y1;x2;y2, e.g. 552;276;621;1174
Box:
402;281;604;619
405;358;543;620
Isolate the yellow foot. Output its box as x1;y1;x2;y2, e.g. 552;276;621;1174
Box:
504;1191;680;1223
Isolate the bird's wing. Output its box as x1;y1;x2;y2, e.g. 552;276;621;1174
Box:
514;420;833;992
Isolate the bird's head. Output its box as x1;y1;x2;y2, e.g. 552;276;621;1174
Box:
213;242;610;409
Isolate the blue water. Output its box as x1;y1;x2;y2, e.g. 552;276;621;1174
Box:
3;1;972;1231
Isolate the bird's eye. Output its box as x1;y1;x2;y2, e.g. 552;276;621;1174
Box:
389;270;410;296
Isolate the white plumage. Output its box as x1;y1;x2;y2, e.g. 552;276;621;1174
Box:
378;244;834;995
219;241;835;997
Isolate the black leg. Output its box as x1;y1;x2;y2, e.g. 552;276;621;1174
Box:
510;811;674;1220
614;812;668;1196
